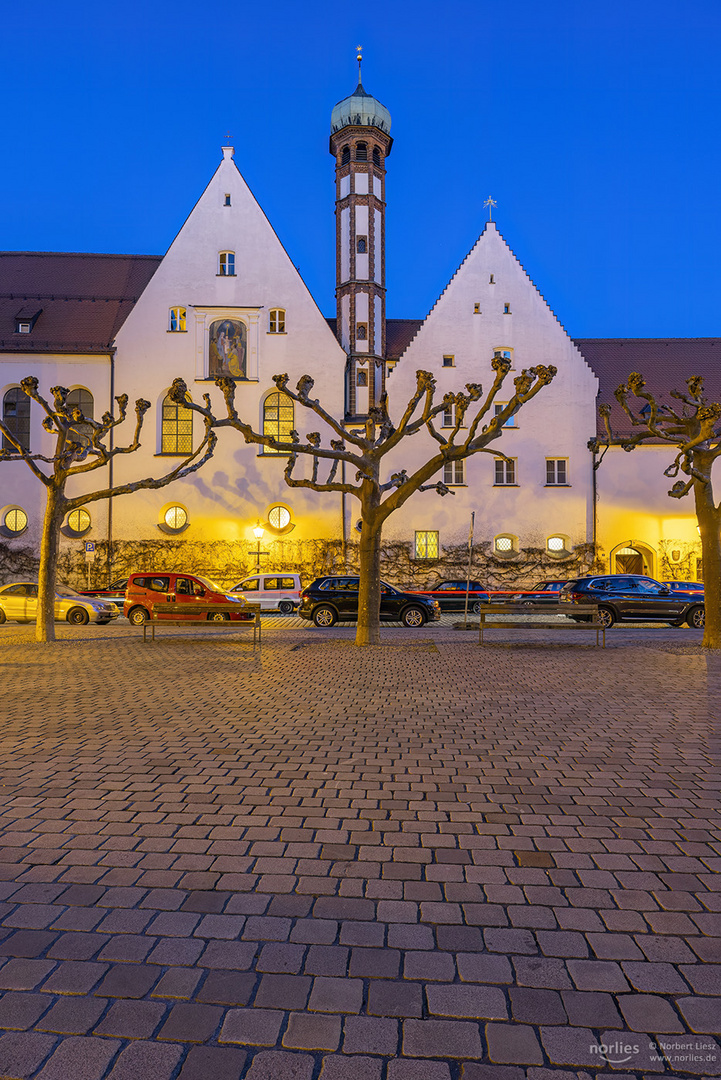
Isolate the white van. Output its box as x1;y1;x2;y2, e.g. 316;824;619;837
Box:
230;573;302;613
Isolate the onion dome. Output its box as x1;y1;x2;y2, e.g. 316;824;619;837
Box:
330;82;391;135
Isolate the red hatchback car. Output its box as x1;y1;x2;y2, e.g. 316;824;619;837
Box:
123;573;252;625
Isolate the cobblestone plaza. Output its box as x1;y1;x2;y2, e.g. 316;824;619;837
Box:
0;622;718;1079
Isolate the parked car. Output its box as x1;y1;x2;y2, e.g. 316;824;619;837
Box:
298;576;442;627
78;577;129;607
0;582;119;625
508;580;570;606
123;573;252;626
662;580;704;594
415;580;490;613
230;572;302;613
559;575;705;628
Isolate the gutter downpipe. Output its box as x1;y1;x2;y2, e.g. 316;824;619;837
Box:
341;459;347;571
592;447;598;566
107;346;116;586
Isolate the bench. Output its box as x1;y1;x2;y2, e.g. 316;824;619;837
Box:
141;602;262;648
477;603;605;647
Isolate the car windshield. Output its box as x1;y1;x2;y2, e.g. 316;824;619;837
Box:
194;576;225;592
55;584;81;597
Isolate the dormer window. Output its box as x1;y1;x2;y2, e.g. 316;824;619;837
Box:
14;307;42;334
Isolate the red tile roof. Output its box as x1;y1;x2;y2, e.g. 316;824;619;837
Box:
0;252;161;353
574;338;721;437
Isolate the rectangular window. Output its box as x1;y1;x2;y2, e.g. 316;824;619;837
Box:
356;370;368;387
546;458;568;485
473;303;481;314
503;303;511;314
17;322;31;334
443;460;464;485
224;194;231;206
415;531;439;560
219;252;235;275
169;307;186;332
442;405;454;427
494;458;516;485
443;355;454;367
494;403;516;428
269;308;286;333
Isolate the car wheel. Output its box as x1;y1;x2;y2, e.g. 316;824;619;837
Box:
597;606;616;628
67;607;90;625
128;606;150;626
401;606;426;628
279;601;294;615
207;611;231;621
686;605;705;629
0;609;6;624
472;601;484;614
313;606;337;628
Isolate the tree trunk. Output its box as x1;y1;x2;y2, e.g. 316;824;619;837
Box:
37;485;64;643
356;504;382;647
694;475;721;649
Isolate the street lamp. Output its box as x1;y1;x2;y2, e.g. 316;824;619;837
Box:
251;521;268;573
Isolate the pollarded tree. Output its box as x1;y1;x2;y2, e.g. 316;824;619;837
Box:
171;357;556;646
591;372;721;649
0;377;216;643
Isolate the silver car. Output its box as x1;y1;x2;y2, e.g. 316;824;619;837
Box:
0;582;119;625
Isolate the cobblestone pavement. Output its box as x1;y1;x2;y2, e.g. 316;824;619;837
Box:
0;621;719;1080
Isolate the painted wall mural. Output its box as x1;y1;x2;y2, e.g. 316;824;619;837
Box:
209;319;247;378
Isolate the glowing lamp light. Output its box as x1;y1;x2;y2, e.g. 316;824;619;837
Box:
252;522;265;540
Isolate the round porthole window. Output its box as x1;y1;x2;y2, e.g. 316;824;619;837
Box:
67;508;91;534
3;508;27;534
164;505;188;531
547;535;570;557
268;505;291;530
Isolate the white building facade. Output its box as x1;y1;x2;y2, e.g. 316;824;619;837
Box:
0;76;713;586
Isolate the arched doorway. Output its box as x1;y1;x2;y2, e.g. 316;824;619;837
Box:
611;542;656;577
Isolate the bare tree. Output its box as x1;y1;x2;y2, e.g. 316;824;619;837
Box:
171;358;556;645
591;372;720;649
0;377;216;642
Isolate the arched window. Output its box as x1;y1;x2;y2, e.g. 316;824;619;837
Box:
2;388;30;452
494;534;518;556
547;534;571;558
66;387;94;419
269;309;286;333
373;146;381;166
356;236;367;254
262;392;294;454
341;145;350;165
218;251;235;276
161;393;193;455
355;142;367;161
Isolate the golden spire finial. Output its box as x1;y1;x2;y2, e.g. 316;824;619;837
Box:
356;45;363;82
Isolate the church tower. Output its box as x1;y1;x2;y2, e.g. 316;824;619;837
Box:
330;51;392;419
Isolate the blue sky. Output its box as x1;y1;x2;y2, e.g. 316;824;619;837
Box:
2;0;719;337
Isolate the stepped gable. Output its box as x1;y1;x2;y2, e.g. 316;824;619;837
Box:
575;337;721;438
0;252;161;353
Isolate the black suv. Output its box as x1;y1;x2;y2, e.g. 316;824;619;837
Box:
559;575;705;628
299;576;442;628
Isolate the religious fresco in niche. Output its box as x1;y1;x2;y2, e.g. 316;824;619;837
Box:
209;319;247;379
